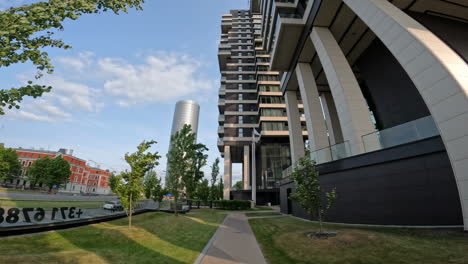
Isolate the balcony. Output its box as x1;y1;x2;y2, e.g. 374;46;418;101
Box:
221;20;232;33
218;115;225;124
270;12;305;71
218;98;225;112
218;126;224;135
219;88;225;97
218;49;231;70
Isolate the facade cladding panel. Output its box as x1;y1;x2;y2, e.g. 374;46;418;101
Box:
251;0;468;228
170;100;200;137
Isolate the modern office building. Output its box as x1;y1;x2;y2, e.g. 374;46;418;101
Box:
229;0;467;230
217;9;307;204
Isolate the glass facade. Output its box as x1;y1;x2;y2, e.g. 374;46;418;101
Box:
259;143;291;189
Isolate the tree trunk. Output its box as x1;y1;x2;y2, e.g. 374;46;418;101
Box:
129;192;133;229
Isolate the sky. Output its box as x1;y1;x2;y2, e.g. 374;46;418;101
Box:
0;0;249;183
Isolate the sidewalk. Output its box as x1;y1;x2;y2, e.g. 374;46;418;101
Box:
196;212;267;264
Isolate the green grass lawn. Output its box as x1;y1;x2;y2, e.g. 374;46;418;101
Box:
0;209;225;263
245;212;282;217
250;216;468;264
0;197;109;209
0;188;45;194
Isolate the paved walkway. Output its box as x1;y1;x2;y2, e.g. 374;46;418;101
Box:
196;212;267;264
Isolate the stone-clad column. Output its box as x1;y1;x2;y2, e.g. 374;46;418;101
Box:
295;63;330;152
285;90;305;164
321;92;344;145
223;145;232;200
311;27;377;155
243;145;250;190
344;0;468;232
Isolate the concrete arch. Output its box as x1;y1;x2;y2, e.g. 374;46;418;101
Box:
343;0;468;230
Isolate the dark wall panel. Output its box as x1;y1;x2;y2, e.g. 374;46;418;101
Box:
356;38;430;129
280;137;463;226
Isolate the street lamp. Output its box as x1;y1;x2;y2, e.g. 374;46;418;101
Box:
251;128;261;205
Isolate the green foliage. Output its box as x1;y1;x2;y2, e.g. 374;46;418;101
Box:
213;200;250;210
217;177;224;201
166;124;208;214
26;156;71;190
0;0;144;114
288;152;337;233
195;179;210;202
232;180;243;191
209;158;220;201
108;172;119;193
186;142;208;200
143;170;164;203
113;140;160;228
0;145;21;182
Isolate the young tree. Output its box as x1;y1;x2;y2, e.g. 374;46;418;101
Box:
113;140;160;228
196;179;210;202
0;145;22;183
143;170;164;203
166;124;208;214
232;181;243;191
289;152;337;235
209;158;220;201
0;0;144;115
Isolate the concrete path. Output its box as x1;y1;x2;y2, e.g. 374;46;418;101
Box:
196;212;267;264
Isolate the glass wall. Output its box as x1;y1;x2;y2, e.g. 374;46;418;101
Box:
259;143;291;189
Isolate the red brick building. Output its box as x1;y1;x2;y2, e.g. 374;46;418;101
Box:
13;148;111;195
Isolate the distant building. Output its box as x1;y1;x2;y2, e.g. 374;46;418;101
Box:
10;147;110;195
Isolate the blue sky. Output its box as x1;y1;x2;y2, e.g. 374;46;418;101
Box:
0;0;248;183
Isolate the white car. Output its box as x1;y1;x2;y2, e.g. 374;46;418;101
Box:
103;201;122;210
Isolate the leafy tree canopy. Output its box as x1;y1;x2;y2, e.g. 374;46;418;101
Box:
0;145;21;182
27;155;71;190
209;157;220;201
143;170;164;203
195;179;210;202
0;0;144;114
232;180;243;191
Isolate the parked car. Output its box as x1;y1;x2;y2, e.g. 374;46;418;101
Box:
103;201;123;210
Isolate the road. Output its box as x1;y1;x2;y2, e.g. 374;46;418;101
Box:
0;191;117;201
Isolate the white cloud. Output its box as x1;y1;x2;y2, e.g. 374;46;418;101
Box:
98;53;215;106
6;51;215;122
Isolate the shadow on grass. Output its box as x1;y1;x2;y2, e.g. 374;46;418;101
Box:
58;223;186;264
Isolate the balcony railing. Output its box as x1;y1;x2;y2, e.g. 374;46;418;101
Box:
362;115;439;152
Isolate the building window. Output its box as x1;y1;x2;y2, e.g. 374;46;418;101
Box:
27;161;32;167
238;66;242;71
239;94;243;100
238;59;242;63
238;84;243;90
238;75;243;80
239;104;243;112
239;116;244;124
22;161;25;166
74;176;78;182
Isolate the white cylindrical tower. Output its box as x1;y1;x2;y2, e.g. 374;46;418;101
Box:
169;100;200;138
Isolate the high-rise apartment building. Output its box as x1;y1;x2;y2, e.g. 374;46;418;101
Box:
217;8;306;203
250;0;468;230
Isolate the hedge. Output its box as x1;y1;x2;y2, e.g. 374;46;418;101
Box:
213;200;251;210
